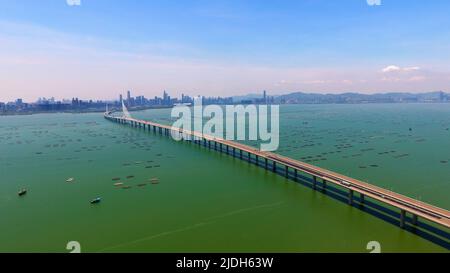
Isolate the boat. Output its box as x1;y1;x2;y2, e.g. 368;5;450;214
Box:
90;197;101;204
114;182;124;186
18;189;27;196
66;177;75;182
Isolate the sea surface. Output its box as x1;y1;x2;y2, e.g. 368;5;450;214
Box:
1;104;449;252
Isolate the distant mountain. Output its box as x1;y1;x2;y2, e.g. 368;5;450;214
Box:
232;93;266;103
272;91;449;104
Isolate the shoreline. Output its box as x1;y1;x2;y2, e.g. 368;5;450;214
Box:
0;105;174;117
2;101;449;117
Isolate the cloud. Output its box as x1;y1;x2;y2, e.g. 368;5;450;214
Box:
66;0;81;6
380;65;429;83
367;0;381;6
381;65;421;73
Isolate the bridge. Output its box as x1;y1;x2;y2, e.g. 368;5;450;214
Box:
104;107;450;240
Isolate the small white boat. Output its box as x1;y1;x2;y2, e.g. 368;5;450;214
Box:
66;177;75;182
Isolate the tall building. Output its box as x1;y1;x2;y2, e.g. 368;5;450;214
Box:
263;90;267;104
119;94;123;103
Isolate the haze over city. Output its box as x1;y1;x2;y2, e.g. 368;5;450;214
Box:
1;0;450;101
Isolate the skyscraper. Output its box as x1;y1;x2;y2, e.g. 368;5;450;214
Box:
127;90;131;102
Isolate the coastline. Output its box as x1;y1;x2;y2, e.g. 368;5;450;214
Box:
0;105;174;117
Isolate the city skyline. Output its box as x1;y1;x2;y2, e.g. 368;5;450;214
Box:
1;0;450;101
2;89;448;116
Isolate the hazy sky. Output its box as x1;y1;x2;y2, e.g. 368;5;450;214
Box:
1;0;450;101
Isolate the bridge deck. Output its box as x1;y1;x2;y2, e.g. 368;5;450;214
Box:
107;115;450;230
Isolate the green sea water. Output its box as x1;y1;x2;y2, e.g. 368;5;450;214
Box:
0;104;449;252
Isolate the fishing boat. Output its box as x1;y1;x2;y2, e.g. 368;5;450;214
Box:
90;197;101;204
18;189;27;196
66;177;75;182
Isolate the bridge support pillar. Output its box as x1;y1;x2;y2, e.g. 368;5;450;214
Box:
360;193;365;204
294;169;298;181
285;166;289;178
348;190;354;205
226;145;229;154
313;176;317;190
412;214;418;226
272;161;276;172
322;180;327;191
255;155;259;166
232;147;235;157
400;210;406;228
240;150;243;159
265;158;268;169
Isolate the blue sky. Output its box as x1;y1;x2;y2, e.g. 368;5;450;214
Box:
1;0;449;101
